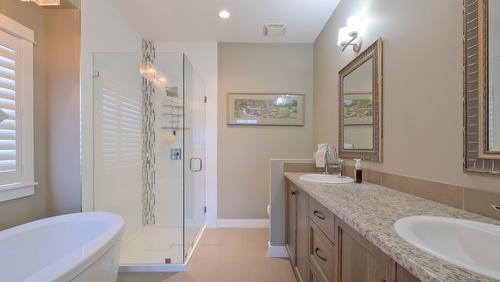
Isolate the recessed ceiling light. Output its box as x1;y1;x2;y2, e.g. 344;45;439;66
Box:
219;10;230;19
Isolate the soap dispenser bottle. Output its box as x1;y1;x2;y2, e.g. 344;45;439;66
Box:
354;159;362;183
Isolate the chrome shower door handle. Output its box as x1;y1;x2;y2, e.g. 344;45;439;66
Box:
189;157;203;172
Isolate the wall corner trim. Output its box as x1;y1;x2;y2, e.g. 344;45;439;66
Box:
267;242;289;258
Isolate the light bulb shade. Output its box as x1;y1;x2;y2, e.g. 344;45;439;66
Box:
347;16;360;29
218;10;231;19
337;26;350;47
346;16;360;37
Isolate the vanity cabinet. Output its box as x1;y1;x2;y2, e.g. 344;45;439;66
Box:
286;182;310;282
286;184;298;266
336;219;394;282
285;179;420;282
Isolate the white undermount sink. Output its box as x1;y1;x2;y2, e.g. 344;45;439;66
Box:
395;216;500;280
299;174;354;184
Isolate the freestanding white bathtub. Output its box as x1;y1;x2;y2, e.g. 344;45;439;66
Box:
0;212;124;282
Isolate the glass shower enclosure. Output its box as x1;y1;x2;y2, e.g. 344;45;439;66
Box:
92;51;206;267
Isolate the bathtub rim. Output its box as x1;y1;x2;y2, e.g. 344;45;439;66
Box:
0;212;124;282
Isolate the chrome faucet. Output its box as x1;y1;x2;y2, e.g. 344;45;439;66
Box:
322;148;332;175
322;146;345;177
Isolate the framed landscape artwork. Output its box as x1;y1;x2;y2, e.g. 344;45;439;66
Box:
227;93;305;126
343;93;373;125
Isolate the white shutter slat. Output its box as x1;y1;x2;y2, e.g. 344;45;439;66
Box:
0;97;15;110
0;45;15;61
0;88;15;100
0;66;15;81
0;61;15;73
0;129;15;140
0;160;16;171
0;76;15;91
0;119;15;130
0;140;15;150
1;108;15;119
0;149;15;161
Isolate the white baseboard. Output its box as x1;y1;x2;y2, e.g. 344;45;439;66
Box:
267;241;289;258
217;219;269;228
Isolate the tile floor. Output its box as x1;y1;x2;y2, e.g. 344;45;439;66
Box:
118;228;296;282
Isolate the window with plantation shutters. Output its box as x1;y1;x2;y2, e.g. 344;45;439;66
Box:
0;36;19;185
0;13;35;202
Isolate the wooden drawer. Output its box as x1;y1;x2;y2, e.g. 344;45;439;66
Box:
310;253;328;282
309;197;335;242
310;221;335;282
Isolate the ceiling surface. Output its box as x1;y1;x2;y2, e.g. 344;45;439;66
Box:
110;0;340;43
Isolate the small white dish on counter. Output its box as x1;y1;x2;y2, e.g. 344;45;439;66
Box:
395;216;500;281
299;174;354;184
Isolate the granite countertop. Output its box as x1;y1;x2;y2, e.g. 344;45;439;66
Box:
284;172;500;282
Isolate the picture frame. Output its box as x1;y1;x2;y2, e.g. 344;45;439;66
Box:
343;92;373;125
227;93;305;126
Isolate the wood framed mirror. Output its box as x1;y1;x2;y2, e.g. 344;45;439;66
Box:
464;0;500;175
339;38;383;162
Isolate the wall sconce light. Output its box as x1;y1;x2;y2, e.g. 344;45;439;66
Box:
337;16;362;52
19;0;60;6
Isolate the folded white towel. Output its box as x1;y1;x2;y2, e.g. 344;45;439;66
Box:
315;150;325;168
315;144;329;168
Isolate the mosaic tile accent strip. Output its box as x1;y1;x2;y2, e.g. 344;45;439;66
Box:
142;39;156;225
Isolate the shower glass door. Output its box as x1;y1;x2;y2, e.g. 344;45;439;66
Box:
93;52;185;266
183;55;206;261
92;51;205;267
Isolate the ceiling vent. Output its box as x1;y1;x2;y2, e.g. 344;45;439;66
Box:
264;23;287;37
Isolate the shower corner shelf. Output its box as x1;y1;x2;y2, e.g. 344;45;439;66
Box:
161;126;190;130
162;104;184;108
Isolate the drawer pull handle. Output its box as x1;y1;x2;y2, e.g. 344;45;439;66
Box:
313;210;325;220
315;247;328;262
291;191;296;195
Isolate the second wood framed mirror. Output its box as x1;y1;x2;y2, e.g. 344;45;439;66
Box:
339;38;383;162
464;0;500;175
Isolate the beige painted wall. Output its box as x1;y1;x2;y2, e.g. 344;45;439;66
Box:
218;43;314;219
0;1;80;229
314;0;500;192
45;9;81;216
